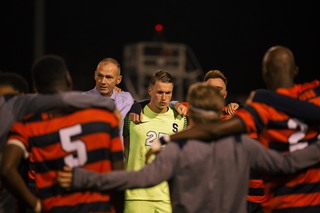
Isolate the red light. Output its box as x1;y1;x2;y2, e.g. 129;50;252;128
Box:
154;24;163;32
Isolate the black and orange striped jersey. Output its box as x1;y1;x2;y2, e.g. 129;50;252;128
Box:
247;171;266;204
7;108;124;213
247;133;266;205
236;80;320;212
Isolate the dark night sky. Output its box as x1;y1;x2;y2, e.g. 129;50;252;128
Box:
1;1;319;102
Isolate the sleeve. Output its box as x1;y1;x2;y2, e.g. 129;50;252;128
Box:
0;96;21;140
61;91;115;111
236;101;275;135
128;99;149;114
6;122;30;159
169;100;179;107
12;92;115;120
13;94;68;118
249;136;320;174
9;95;48;120
1;95;39;149
72;143;179;191
123;114;131;138
1;93;115;147
235;108;259;134
253;89;320;125
109;114;124;162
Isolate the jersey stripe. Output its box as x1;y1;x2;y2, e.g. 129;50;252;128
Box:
7;108;122;212
239;80;320;211
33;148;112;173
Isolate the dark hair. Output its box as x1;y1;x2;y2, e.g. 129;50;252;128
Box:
203;70;227;86
0;72;29;93
31;55;69;93
149;69;174;86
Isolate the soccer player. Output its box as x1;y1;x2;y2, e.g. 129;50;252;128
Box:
57;82;320;213
0;55;124;213
160;45;320;212
122;70;187;213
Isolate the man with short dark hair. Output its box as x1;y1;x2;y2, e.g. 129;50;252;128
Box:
0;55;124;213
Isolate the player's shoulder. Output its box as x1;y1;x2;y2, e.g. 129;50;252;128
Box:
118;90;133;97
167;105;186;121
117;91;134;103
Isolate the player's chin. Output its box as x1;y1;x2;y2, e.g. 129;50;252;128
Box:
99;88;110;95
160;102;168;107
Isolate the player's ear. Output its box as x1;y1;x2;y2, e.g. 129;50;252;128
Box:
116;75;122;85
147;86;152;96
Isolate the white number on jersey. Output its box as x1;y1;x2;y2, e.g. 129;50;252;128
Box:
288;118;308;152
145;131;169;146
60;125;87;167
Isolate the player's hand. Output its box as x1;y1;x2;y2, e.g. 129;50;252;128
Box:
57;166;73;190
145;139;163;164
145;135;170;164
224;102;239;115
174;102;188;116
129;112;143;124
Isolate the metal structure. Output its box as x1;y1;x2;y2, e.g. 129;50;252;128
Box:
123;41;203;101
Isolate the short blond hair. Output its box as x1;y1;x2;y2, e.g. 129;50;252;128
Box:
187;82;225;124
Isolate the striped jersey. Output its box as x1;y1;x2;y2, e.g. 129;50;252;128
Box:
247;171;266;204
7;108;124;213
236;80;320;212
124;105;187;201
247;129;266;205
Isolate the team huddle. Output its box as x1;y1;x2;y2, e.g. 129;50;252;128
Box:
0;45;320;213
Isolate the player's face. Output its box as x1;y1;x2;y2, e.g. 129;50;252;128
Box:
94;62;121;97
206;78;227;99
148;81;173;113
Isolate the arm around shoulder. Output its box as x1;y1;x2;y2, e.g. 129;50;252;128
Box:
252;138;320;174
62;91;115;111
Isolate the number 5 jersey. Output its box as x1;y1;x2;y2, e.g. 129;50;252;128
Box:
6;108;124;213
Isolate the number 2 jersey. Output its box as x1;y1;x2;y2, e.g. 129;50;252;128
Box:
236;80;320;212
7;108;124;213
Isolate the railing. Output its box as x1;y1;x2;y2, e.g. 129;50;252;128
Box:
123;41;203;101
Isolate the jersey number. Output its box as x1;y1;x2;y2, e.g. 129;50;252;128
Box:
60;125;87;167
288;118;308;152
145;131;169;146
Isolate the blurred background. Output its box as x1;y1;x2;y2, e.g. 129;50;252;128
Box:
1;0;319;103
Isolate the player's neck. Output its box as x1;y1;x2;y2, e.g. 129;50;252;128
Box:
147;102;168;114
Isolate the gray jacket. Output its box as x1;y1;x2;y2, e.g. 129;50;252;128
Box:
72;135;320;213
0;91;115;148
